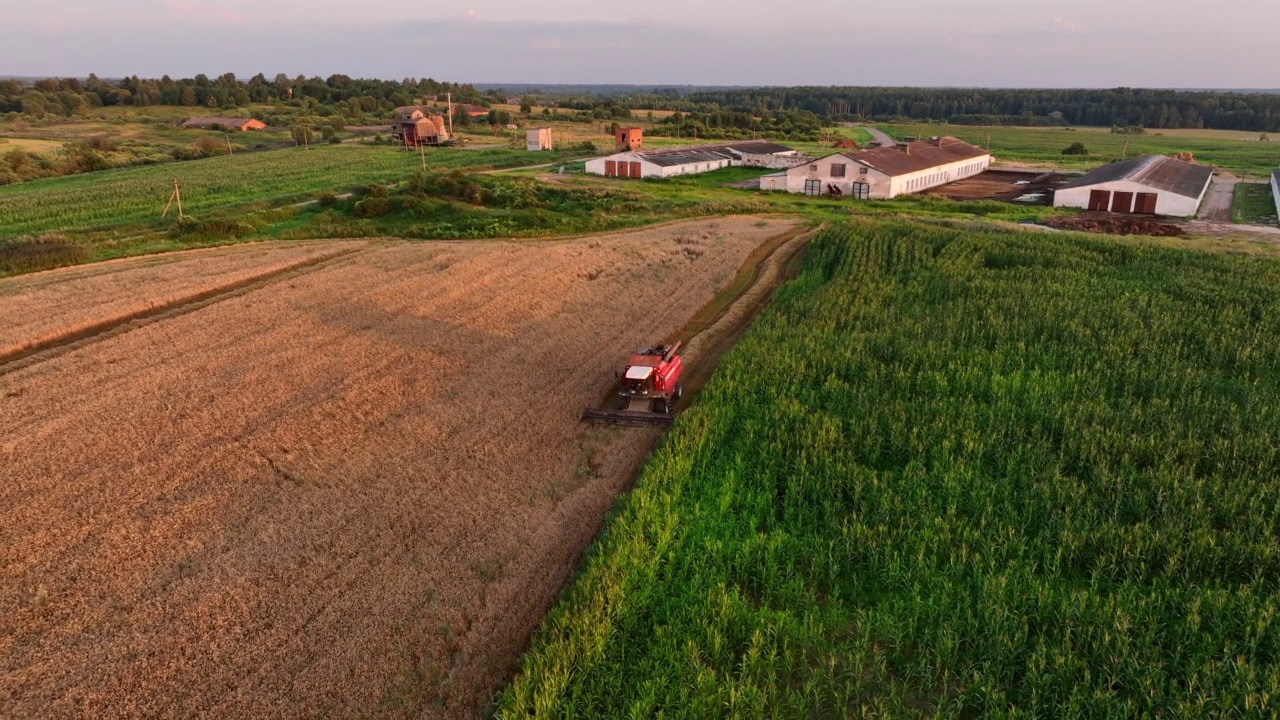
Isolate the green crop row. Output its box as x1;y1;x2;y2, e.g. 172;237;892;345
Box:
0;145;582;237
498;220;1280;717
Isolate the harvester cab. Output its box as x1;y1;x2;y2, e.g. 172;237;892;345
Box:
582;342;685;426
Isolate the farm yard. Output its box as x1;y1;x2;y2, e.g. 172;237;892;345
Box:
0;217;806;717
500;221;1280;717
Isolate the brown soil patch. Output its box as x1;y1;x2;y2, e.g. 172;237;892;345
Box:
1044;213;1187;237
0;217;798;717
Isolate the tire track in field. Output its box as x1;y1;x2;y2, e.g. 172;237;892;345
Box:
0;243;379;375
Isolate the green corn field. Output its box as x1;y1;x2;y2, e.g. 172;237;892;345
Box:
498;220;1280;717
0;146;581;237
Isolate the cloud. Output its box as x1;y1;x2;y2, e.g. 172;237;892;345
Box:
161;0;252;25
1049;16;1083;34
466;9;477;20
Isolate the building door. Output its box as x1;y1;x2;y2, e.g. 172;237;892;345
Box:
605;161;616;177
630;162;642;178
1135;193;1158;214
851;182;871;200
1111;192;1134;213
1088;190;1111;211
804;179;822;196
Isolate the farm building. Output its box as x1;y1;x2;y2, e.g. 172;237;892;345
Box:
616;127;643;152
586;142;802;179
763;137;990;199
454;104;490;118
1053;156;1214;217
181;117;266;131
527;127;553;151
1273;170;1280;221
390;106;450;146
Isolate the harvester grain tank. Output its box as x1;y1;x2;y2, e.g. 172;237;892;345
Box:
582;342;684;426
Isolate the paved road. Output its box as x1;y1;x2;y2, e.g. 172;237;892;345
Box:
1198;172;1239;222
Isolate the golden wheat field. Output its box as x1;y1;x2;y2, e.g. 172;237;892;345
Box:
0;217;797;717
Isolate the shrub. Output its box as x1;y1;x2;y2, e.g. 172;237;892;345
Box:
317;190;338;207
0;238;90;275
1062;142;1090;156
353;196;390;218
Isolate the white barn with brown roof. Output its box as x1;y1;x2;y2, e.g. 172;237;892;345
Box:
768;137;991;199
1053;156;1214;217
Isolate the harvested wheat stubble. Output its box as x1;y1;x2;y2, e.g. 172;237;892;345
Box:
0;216;798;718
0;240;367;362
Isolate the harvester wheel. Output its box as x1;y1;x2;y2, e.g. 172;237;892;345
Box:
674;383;683;401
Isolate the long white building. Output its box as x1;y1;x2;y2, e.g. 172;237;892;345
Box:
1053;156;1214;217
761;137;991;199
585;141;802;179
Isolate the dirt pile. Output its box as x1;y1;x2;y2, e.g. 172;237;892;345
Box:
1045;214;1187;237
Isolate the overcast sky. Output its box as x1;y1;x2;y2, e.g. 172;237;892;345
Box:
2;0;1277;88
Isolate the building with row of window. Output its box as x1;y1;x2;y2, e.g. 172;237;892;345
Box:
758;137;991;199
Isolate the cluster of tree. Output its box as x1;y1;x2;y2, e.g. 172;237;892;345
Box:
676;87;1280;132
647;108;830;141
0;74;487;119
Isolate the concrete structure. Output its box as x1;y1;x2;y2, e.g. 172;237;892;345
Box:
181;117;266;131
1053;156;1214;217
1273;170;1280;222
527;127;553;152
586;141;801;179
616;127;643;152
770;137;990;199
390;106;450;146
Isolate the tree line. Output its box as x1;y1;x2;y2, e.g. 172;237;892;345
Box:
680;87;1280;132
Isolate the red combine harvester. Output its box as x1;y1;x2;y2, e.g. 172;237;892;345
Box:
582;342;684;426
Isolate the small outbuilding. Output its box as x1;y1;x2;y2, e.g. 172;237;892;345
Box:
1053;156;1214;217
616;127;643;152
182;117;266;131
527;127;553;151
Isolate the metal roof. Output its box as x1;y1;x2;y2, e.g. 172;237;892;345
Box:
1058;156;1215;199
1272;169;1280;188
833;137;989;177
620;141;796;168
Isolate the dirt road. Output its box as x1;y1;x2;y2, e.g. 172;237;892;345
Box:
0;217;802;717
1197;172;1237;222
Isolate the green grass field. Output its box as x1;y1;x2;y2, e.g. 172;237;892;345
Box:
880;124;1280;177
1233;182;1279;225
498;220;1280;717
0;145;586;237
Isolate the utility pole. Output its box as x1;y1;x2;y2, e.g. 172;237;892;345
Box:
447;92;454;138
1122;138;1130;160
226;133;233;155
162;178;184;219
419;140;426;171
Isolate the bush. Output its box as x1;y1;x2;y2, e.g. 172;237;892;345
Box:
317;190;338;207
328;136;342;144
353;196;390;218
1062;142;1090;156
0;238;90;275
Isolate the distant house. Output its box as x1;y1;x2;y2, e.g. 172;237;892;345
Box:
182;117;266;131
1053;156;1214;217
390;106;450;146
766;136;990;199
585;141;801;179
1272;170;1280;222
527;127;553;152
453;104;489;117
506;97;522;105
616;127;643;152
